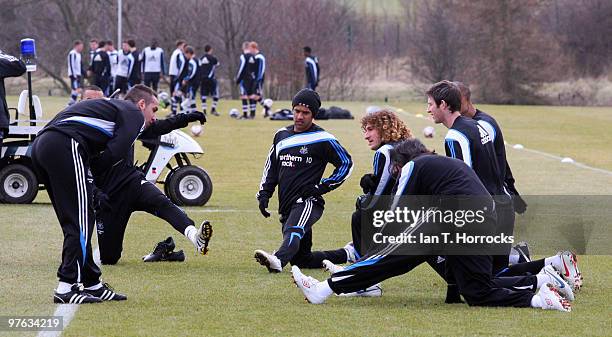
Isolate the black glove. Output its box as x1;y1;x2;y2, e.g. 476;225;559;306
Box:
93;190;112;213
359;173;377;194
300;184;331;199
513;195;528;214
185;111;206;124
258;197;270;218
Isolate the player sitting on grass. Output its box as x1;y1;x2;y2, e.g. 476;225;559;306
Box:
322;109;413;271
292;139;576;312
254;89;354;273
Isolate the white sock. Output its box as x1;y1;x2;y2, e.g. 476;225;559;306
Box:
317;280;334;298
530;294;543;308
184;225;198;245
56;282;73;294
85;283;103;291
545;256;561;270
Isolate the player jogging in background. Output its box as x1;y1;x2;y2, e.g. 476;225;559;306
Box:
169;45;196;115
114;40;135;96
235;41;256;119
291;139;574;312
86;39;98;84
199;45;220;116
255;89;353;273
127;39;141;87
141;39;165;91
168;40;186;97
67;40;83;105
30;85;159;304
181;47;199;113
89;40;111;95
88;39;98;65
106;40;119;94
250;42;270;117
304;46;319;91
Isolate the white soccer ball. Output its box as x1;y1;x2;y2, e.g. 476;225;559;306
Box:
263;98;273;108
229;108;239;118
158;91;169;101
191;124;203;137
366;106;381;114
423;126;435;138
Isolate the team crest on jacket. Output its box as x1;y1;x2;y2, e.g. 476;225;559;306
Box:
300;146;308;155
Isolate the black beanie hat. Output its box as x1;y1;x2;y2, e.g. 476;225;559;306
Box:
292;88;321;116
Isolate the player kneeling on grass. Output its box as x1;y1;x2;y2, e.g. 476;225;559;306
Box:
79;85;212;265
291;139;575;312
254;89;354;273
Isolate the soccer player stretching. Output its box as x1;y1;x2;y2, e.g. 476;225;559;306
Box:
255;89;353;272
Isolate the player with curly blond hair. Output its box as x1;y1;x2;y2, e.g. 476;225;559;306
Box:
360;109;413;146
321;109;414;273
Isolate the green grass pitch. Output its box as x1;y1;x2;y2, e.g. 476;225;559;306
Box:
0;96;611;337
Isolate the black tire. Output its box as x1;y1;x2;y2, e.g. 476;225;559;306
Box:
163;168;176;197
166;165;212;206
0;163;38;204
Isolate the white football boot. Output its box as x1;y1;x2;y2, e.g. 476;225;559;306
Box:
538;265;574;301
537;283;571;312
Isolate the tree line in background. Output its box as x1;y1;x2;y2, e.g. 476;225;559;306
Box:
0;0;611;104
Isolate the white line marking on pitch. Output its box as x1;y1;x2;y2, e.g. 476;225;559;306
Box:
38;247;100;337
391;107;612;176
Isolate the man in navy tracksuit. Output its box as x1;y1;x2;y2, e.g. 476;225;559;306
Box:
254;89;354;272
94;109;211;265
291;139;573;312
31;85;157;304
427;80;510;301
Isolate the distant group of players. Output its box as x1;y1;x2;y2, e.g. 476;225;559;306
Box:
255;83;582;313
67;38;220;116
67;38;320;119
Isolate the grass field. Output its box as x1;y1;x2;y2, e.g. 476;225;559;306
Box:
1;96;611;337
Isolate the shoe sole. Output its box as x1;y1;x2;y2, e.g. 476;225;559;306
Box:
254;251;281;273
53;295;102;304
198;221;213;255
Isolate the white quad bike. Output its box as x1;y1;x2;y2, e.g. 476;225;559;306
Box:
0;90;44;203
1;91;213;206
139;128;213;206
